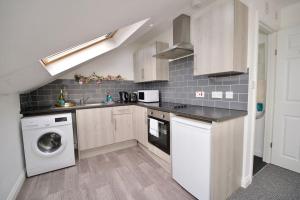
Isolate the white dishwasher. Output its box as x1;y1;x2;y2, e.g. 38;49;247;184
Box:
171;116;212;200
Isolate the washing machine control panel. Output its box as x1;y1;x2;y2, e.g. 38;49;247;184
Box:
22;113;72;130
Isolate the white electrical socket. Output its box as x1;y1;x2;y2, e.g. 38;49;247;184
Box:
225;91;234;99
195;91;205;98
211;91;223;99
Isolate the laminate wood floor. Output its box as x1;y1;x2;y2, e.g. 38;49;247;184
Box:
17;146;196;200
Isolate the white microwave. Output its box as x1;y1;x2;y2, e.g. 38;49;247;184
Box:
137;90;159;103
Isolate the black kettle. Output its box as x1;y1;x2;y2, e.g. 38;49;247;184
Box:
129;92;138;102
119;91;129;102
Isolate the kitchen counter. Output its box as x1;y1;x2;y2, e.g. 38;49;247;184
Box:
143;102;247;122
20;102;247;122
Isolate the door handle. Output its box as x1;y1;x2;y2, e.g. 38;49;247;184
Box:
148;117;165;123
114;119;117;131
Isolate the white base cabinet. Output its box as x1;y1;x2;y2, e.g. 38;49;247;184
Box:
171;116;244;200
172;117;212;200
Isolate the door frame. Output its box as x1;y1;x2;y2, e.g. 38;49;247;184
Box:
250;22;277;165
260;24;277;164
242;16;277;188
249;22;277;169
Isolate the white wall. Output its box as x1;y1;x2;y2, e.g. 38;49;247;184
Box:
141;25;172;47
280;2;300;29
0;94;25;200
61;44;136;80
251;0;280;30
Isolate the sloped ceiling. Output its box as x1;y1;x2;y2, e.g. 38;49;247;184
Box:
0;0;192;94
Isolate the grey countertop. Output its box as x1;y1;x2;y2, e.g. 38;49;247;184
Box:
20;102;247;122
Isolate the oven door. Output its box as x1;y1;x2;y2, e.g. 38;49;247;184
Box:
148;116;170;154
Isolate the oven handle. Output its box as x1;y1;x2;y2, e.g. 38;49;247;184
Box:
147;117;167;125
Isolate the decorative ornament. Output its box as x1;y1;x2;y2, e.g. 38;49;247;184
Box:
74;73;124;85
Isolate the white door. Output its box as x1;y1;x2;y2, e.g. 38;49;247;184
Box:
272;26;300;173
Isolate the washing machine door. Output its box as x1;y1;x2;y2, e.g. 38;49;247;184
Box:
32;128;67;157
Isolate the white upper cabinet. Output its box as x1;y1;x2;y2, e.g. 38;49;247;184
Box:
133;41;169;82
192;0;248;76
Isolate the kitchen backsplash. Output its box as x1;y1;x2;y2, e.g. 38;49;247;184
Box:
19;80;141;110
144;56;249;110
20;55;249;111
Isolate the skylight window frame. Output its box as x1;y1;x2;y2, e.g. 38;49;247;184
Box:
40;31;116;66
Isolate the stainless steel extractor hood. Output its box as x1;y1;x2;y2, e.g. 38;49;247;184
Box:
154;14;193;60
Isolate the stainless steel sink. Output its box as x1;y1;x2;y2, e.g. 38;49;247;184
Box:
53;101;116;109
78;102;115;107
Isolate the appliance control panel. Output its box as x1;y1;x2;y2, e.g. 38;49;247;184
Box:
147;109;170;121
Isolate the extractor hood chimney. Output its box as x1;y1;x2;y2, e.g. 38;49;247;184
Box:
154;14;193;60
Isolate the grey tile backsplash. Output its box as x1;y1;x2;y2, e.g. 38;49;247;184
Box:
20;56;249;111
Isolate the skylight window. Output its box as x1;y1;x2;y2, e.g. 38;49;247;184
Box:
41;32;115;66
40;18;149;76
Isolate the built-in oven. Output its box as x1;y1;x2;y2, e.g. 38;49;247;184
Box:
147;109;170;154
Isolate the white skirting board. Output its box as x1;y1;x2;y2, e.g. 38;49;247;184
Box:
6;170;25;200
241;175;252;188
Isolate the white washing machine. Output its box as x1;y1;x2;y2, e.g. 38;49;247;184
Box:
21;113;75;177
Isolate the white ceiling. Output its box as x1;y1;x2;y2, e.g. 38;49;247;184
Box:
0;0;192;94
271;0;300;8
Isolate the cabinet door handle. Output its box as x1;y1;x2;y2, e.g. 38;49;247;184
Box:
144;111;147;125
114;119;117;131
193;54;198;74
141;68;144;80
117;109;130;114
111;110;113;123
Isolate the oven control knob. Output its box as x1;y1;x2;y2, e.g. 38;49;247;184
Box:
150;112;153;115
162;114;165;118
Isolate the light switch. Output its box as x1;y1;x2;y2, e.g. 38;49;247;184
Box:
195;91;205;98
225;91;234;99
211;91;223;99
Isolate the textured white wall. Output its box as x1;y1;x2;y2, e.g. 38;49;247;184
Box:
0;94;24;200
280;2;300;28
240;0;280;30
